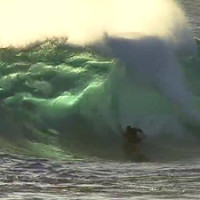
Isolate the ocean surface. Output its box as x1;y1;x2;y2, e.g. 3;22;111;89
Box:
179;0;200;37
0;0;200;199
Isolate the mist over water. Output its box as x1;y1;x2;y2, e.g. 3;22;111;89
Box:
106;35;199;123
0;0;191;46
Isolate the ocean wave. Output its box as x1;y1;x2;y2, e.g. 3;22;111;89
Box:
0;38;199;161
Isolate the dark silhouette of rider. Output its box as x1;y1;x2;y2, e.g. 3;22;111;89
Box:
122;126;147;161
123;126;143;144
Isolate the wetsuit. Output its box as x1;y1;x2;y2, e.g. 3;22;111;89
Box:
123;127;147;161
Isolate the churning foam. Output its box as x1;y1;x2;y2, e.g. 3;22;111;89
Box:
0;0;199;124
0;0;191;47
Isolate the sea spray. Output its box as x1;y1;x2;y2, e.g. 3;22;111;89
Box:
105;35;200;124
0;0;189;47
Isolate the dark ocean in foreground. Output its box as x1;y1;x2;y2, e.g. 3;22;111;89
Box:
0;1;200;199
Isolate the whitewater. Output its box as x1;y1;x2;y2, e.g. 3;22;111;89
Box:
0;0;200;199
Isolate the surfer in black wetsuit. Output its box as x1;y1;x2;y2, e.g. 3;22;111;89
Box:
122;126;147;161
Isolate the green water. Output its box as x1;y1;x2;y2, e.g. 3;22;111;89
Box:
0;38;199;161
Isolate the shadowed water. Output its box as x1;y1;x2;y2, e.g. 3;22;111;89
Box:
179;0;200;37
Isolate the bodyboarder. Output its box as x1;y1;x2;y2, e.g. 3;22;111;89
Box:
122;126;147;161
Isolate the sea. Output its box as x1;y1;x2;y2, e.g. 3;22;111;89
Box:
0;0;200;199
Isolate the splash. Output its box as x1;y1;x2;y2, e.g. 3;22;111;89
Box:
0;0;191;47
105;35;199;124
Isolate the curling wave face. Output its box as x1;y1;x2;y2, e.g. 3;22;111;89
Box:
0;0;199;161
0;38;200;161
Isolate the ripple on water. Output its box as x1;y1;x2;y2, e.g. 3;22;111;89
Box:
1;156;200;199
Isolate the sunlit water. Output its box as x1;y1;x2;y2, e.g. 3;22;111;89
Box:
1;154;200;200
0;1;200;200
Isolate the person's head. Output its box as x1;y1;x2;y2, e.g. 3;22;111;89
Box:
126;126;131;132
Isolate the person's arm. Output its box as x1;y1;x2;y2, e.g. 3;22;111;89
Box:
137;128;146;139
137;128;143;133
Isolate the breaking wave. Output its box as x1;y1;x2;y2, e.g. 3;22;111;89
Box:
0;0;200;161
0;37;199;161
